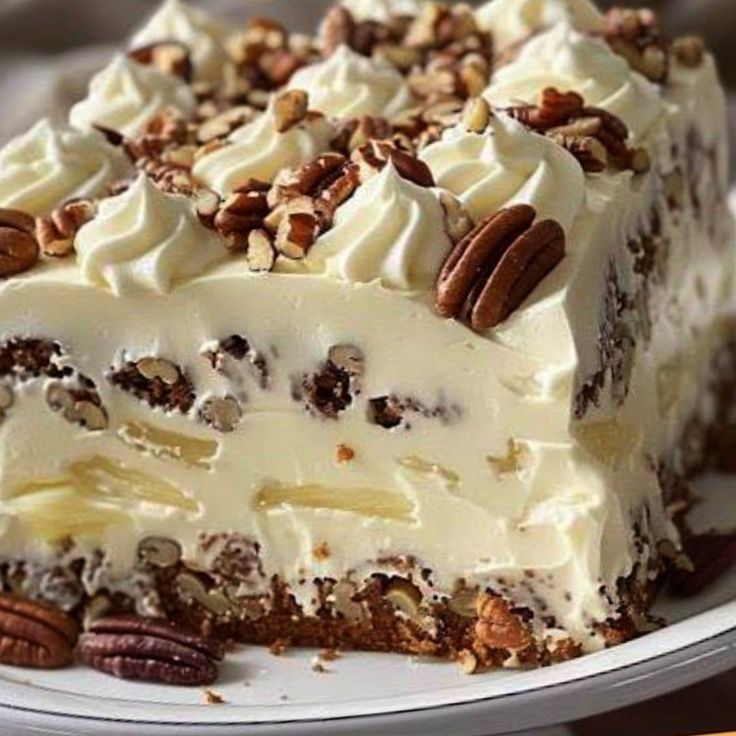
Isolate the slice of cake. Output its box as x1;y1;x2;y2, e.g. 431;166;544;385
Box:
0;0;733;672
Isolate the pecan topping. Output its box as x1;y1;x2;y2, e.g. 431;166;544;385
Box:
245;228;276;272
604;7;668;83
0;207;40;278
672;36;705;69
79;615;224;685
46;380;108;431
331;116;393;154
296;346;362;419
128;42;193;82
199;395;242;433
435;204;565;331
505;88;649;174
474;593;532;651
110;357;195;413
0;338;65;379
36;199;96;258
352;140;435;187
214;189;270;250
0;593;78;668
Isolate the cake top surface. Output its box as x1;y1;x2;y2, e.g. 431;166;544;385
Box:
0;0;722;333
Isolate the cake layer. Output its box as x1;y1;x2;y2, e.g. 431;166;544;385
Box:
0;0;733;666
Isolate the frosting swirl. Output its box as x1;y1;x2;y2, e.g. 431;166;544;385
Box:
129;0;228;83
338;0;423;22
192;99;334;194
0;119;128;217
305;163;451;291
75;174;227;294
420;113;585;232
475;0;605;49
484;23;664;142
287;45;413;119
69;55;196;136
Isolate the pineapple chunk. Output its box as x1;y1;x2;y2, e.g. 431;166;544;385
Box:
254;483;414;522
118;421;219;468
395;455;460;489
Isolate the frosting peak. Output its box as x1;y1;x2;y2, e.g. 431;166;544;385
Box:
75;174;228;295
287;45;413;119
305;163;452;291
476;0;605;49
69;55;196;136
192;99;334;194
0;119;128;217
420;113;585;232
129;0;227;83
484;23;664;143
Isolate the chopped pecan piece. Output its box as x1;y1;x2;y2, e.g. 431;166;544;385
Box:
604;7;668;83
36;199;96;258
435;204;565;331
0;338;65;379
79;615;224;685
128;42;193;82
214;189;270;250
672;35;705;68
0;593;78;668
110;357;195;413
245;228;276;272
352;140;435;187
0;207;40;277
199;395;242;433
475;593;533;651
275;204;321;259
46;380;108;431
272;89;309;133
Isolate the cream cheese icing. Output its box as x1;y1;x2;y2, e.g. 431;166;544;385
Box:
75;174;228;295
69;55;196;136
192;99;334;194
419;113;585;230
287;45;414;119
0;118;128;217
475;0;605;49
129;0;228;83
484;22;665;143
305;163;452;290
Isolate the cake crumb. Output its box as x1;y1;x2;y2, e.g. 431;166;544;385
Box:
458;649;478;675
269;637;291;656
313;541;330;561
335;443;355;463
203;689;226;705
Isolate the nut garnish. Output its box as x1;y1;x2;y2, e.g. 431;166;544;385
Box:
461;96;492;133
128;42;193;82
383;577;422;618
604;7;668;83
672;35;705;68
36;199;96;258
0;207;40;278
505;88;648;174
436;204;566;331
475;593;532;651
351;140;435;187
79;615;224;685
296;345;362;419
0;593;78;668
245;228;277;272
272;89;309;133
45;381;108;431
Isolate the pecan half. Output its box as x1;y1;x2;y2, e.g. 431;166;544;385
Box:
36;199;96;258
352;140;435;187
0;208;40;277
79;615;224;685
0;594;78;668
435;204;565;331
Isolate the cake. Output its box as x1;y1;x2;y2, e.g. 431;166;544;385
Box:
0;0;732;673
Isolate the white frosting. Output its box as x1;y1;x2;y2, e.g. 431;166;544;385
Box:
0;119;128;217
69;55;196;136
420;113;585;230
484;23;664;143
306;164;452;291
338;0;422;22
192;100;334;194
129;0;228;83
287;45;413;119
75;174;228;295
475;0;605;49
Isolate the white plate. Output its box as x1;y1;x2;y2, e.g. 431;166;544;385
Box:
1;474;735;736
